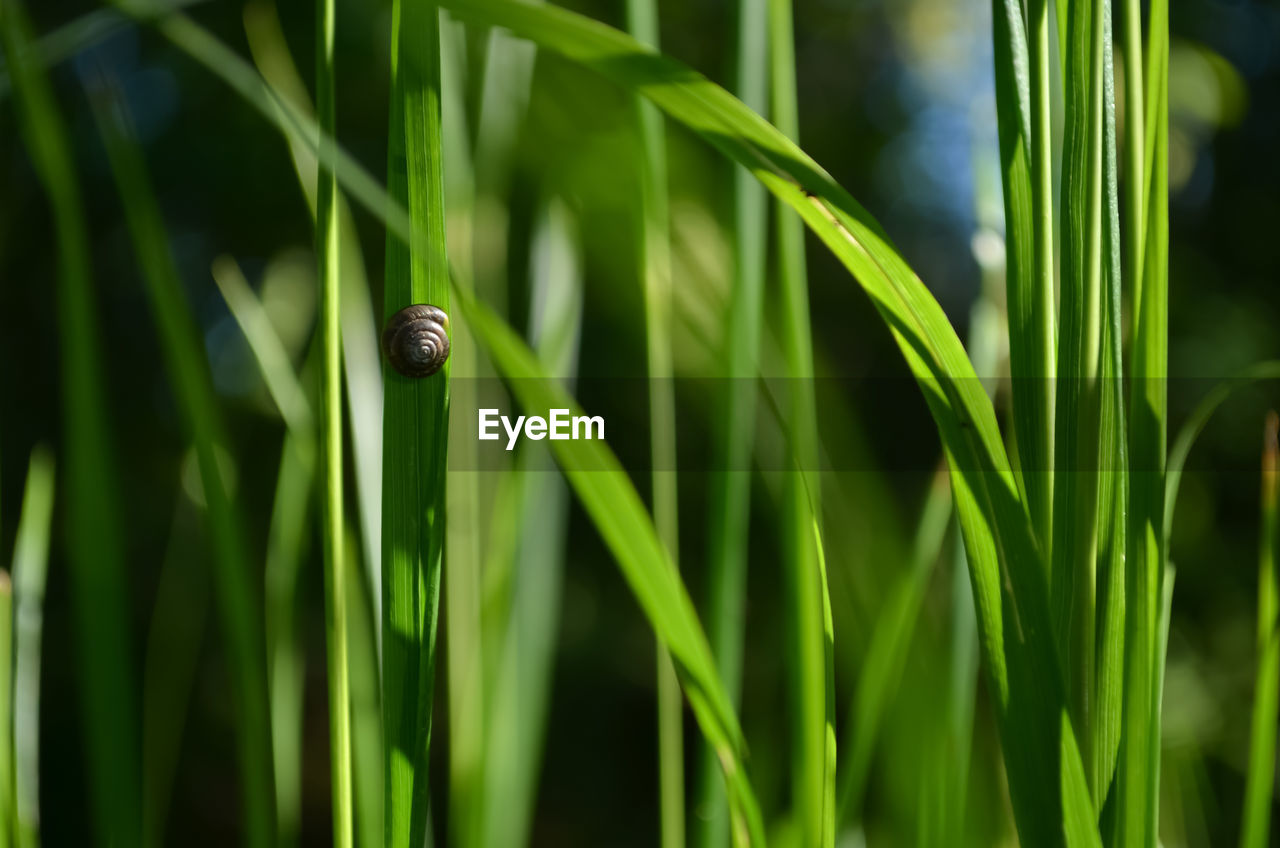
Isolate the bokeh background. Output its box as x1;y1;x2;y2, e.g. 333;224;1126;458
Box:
2;0;1279;844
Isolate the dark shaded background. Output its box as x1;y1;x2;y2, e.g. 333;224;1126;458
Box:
2;0;1279;844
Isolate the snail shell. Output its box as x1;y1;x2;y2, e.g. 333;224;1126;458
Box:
382;304;451;378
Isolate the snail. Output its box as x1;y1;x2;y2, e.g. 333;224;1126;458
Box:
382;304;451;378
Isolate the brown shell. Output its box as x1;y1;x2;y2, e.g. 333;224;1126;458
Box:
382;304;451;378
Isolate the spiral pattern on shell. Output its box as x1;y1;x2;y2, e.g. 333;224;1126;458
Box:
382;304;451;378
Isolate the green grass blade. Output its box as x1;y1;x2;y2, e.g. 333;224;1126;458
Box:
346;532;384;848
1052;0;1108;780
10;447;54;848
242;0;385;623
0;8;140;844
836;469;951;828
479;199;583;848
1092;0;1128;806
439;25;485;848
768;1;834;843
1241;413;1280;848
315;0;353;842
624;0;685;844
383;3;450;845
1120;0;1168;841
211;255;316;847
698;0;768;842
132;8;1098;840
995;0;1056;542
457;288;766;846
88;80;276;848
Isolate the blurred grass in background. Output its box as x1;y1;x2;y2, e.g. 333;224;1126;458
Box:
0;0;1278;845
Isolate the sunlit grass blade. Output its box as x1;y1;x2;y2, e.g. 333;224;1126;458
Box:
382;2;451;844
767;1;833;843
836;468;951;828
1241;412;1280;848
1051;0;1108;784
479;199;583;848
10;447;54;848
88;78;276;848
0;7;140;844
1120;0;1168;842
1092;0;1128;807
624;0;685;843
439;23;485;848
314;0;353;841
697;0;767;842
994;0;1056;543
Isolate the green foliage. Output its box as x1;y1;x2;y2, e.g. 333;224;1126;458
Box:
90;81;276;848
0;6;139;844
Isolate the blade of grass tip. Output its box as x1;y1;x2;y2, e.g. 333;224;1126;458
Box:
996;0;1056;546
133;7;1096;840
141;496;211;848
835;467;951;829
1051;0;1108;788
316;0;354;842
87;77;276;847
1091;0;1128;808
1241;413;1280;848
383;2;450;845
0;8;141;844
624;0;685;844
241;0;385;657
696;0;767;843
479;198;583;848
1121;1;1168;843
211;255;319;848
769;0;834;843
11;447;54;848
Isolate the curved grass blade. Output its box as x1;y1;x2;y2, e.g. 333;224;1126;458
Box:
0;8;140;844
10;447;54;848
1241;413;1280;848
430;2;1098;843
119;7;1098;839
457;287;766;846
88;76;276;848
